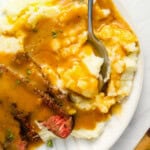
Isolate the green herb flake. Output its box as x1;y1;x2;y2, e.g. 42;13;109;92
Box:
47;139;53;147
26;69;32;75
51;31;58;38
16;79;21;85
6;130;14;142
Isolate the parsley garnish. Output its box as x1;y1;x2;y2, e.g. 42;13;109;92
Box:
51;31;58;38
6;130;14;142
16;79;21;85
26;69;32;76
47;139;53;147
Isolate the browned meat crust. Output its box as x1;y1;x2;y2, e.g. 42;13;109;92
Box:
11;103;40;143
0;64;74;140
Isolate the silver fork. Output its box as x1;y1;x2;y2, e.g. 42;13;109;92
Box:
88;0;110;89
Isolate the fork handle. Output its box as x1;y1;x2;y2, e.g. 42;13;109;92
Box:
88;0;95;41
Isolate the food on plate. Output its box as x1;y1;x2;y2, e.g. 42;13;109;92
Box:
0;0;139;149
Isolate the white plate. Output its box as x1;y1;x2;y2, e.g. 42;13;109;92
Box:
0;0;144;150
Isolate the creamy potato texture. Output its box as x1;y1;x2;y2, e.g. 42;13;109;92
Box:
0;0;139;147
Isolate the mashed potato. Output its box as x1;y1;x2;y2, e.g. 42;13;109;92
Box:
0;0;139;141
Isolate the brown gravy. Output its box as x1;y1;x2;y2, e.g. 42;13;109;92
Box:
0;0;129;149
74;109;109;130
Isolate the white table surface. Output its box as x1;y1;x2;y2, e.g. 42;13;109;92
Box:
111;0;150;149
